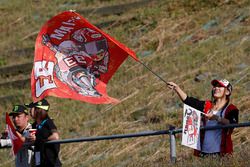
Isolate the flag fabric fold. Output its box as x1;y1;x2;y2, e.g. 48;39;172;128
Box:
5;113;24;155
31;11;137;104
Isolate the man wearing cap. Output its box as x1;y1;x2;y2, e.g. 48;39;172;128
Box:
167;79;239;156
26;99;61;167
0;105;34;167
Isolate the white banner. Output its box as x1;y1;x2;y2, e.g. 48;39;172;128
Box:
181;104;201;150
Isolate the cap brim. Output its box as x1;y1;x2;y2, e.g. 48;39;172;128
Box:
211;80;226;87
35;105;49;111
9;112;28;116
9;112;19;116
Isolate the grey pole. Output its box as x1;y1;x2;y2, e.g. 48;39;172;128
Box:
169;125;176;163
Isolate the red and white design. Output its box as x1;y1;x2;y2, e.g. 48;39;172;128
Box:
5;113;24;155
31;11;138;104
182;104;201;150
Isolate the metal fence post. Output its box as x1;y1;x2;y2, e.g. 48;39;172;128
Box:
169;125;176;163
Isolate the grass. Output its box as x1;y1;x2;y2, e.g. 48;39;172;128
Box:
0;0;250;166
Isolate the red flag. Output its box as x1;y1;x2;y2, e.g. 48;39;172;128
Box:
31;11;137;104
5;113;24;155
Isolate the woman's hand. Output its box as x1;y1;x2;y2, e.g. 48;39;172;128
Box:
205;112;219;120
166;82;187;101
205;112;230;124
167;82;178;90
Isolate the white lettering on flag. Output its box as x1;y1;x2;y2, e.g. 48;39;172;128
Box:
34;61;56;97
181;104;201;150
50;21;75;40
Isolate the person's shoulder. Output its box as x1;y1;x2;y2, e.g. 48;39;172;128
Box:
22;123;32;131
22;123;32;136
228;103;239;112
26;123;32;130
46;117;57;128
46;117;55;124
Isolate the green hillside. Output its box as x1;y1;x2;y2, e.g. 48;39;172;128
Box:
0;0;249;166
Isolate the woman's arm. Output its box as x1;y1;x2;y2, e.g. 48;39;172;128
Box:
48;131;59;141
167;82;187;101
205;113;230;125
167;82;205;111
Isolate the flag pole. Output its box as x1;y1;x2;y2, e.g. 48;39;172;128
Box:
138;60;170;85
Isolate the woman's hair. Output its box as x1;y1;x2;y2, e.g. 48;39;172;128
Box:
35;108;48;120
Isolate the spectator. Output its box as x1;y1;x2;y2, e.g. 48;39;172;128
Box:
0;105;34;167
167;79;239;156
26;99;61;167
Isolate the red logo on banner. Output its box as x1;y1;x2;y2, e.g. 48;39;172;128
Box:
31;11;137;104
5;113;24;155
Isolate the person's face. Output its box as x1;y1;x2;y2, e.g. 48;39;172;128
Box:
34;107;47;120
212;84;229;99
12;113;29;129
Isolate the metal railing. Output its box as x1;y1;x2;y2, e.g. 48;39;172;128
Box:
1;122;250;163
45;122;250;145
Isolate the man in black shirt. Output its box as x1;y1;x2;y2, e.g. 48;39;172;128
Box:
27;99;61;167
